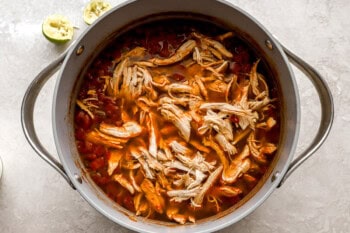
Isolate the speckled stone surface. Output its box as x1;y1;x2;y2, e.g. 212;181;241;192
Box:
0;0;349;232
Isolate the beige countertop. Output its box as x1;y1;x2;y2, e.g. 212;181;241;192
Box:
1;0;349;232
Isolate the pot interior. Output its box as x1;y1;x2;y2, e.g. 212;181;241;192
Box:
53;0;299;232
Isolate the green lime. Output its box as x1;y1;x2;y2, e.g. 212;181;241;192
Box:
83;0;111;25
42;14;74;44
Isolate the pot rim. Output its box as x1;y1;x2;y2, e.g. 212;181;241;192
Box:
52;0;300;232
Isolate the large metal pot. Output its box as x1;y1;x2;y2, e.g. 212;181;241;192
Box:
21;0;334;232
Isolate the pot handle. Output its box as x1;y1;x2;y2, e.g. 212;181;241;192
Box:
276;44;334;187
21;49;75;189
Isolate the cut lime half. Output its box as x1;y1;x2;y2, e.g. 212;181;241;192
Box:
42;14;74;44
83;0;111;25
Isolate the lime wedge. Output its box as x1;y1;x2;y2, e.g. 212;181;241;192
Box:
42;15;74;44
83;0;111;25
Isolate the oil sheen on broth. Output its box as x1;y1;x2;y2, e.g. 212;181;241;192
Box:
74;19;280;224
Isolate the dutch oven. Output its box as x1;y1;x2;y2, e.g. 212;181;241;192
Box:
21;0;334;232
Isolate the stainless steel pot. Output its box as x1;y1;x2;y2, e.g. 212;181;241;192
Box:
21;0;334;232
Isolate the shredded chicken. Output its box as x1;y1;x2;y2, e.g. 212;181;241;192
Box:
76;100;95;119
107;150;122;175
113;174;135;194
159;103;192;142
192;165;223;207
100;121;142;138
150;40;196;65
141;179;165;214
76;30;279;224
85;130;127;149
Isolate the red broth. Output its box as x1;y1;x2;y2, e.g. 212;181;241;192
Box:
74;19;280;224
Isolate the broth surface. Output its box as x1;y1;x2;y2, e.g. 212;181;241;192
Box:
74;19;280;224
